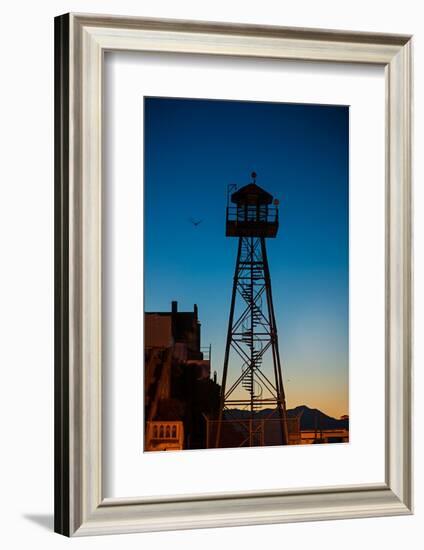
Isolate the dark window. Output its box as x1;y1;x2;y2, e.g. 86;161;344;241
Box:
247;205;256;221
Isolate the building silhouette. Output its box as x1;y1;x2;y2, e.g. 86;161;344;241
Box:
144;301;220;451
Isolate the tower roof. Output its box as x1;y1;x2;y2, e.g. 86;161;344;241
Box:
231;183;273;205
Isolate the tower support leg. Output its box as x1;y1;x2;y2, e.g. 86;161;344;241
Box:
261;238;289;445
215;238;242;448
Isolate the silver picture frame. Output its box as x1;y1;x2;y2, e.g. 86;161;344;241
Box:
54;13;413;536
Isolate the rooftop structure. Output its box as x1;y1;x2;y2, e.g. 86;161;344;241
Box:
226;173;279;238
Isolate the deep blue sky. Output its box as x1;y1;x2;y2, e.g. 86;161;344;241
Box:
144;97;349;418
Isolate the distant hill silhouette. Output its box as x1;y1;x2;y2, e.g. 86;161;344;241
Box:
224;405;349;431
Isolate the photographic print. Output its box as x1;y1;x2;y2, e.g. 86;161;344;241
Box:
144;97;349;452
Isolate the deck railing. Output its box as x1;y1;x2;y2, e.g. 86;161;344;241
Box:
226;206;279;224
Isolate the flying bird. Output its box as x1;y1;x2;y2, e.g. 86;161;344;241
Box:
189;218;203;227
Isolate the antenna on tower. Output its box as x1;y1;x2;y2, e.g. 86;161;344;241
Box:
226;183;237;208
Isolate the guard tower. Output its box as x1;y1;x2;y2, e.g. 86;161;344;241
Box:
215;173;288;448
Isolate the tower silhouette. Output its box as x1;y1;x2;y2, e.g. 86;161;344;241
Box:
215;173;288;448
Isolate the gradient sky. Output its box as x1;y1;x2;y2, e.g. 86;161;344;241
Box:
144;97;349;419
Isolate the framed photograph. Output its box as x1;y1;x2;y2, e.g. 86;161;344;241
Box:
54;13;412;536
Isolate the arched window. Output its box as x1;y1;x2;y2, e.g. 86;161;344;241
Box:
152;425;158;438
171;425;177;438
165;425;171;438
159;425;164;438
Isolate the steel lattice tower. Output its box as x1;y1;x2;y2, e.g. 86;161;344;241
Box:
215;173;288;448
